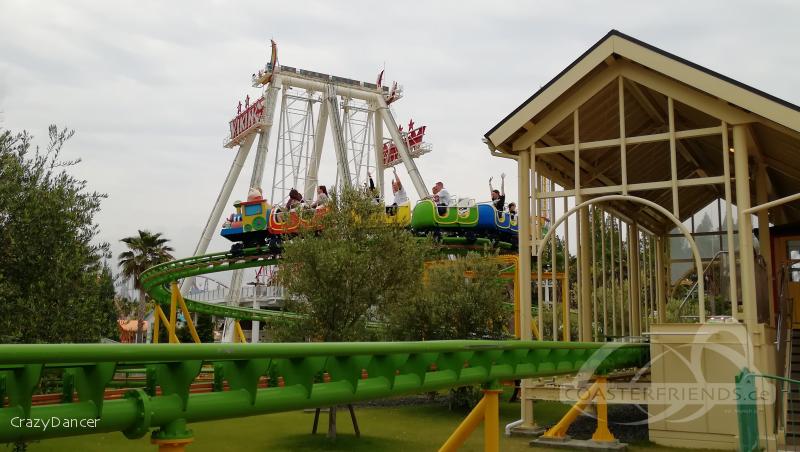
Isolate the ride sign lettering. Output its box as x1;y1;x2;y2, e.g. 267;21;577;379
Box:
383;124;426;166
229;96;265;142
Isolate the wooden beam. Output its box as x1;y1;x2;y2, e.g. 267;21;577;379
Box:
624;74;717;191
618;61;756;126
512;64;622;151
619;77;628;194
668;97;680;217
625;77;666;124
489;39;616;147
533;127;721;155
613;36;800;132
540;177;724;198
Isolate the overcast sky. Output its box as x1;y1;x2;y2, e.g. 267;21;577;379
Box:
2;0;799;279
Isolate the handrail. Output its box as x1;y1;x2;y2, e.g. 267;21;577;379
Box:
776;265;790;350
737;367;800;451
676;250;729;315
747;371;800;386
776;264;793;442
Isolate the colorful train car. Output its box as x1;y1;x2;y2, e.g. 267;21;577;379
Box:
220;196;412;254
410;200;518;244
220;196;526;254
220;198;271;248
385;204;412;225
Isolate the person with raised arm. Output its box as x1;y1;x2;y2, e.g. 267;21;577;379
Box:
489;173;506;216
387;168;408;215
366;171;380;204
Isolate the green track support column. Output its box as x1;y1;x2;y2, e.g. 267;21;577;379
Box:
151;418;193;452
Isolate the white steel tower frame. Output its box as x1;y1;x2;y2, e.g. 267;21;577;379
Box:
184;51;431;343
270;89;317;203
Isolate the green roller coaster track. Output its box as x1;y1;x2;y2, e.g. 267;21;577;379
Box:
140;240;517;324
0;341;648;443
0;246;648;445
140;247;293;323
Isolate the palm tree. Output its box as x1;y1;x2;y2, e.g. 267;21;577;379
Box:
118;230;174;343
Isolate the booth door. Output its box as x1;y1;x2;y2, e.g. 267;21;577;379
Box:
776;237;800;327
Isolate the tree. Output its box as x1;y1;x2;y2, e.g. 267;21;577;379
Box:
384;253;511;410
276;188;433;342
118;230;174;343
195;313;215;343
385;253;510;341
274;188;434;439
0;126;117;343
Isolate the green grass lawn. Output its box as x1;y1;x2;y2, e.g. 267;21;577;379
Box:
20;390;706;452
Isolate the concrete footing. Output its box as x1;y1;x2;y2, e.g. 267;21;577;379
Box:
507;423;546;437
530;436;627;451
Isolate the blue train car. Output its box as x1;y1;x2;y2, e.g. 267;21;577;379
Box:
410;200;518;246
475;203;519;240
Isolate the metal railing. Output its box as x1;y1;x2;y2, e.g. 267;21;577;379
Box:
190;285;288;303
676;250;729;318
736;368;799;452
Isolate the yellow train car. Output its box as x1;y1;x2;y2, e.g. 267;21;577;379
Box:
385;203;412;226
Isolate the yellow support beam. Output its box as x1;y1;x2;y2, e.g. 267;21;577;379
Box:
591;377;614;442
233;320;247;343
169;284;178;340
541;377;616;443
439;388;503;452
154;305;179;344
153;305;160;344
170;282;201;344
482;389;501;452
542;381;599;439
439;396;487;451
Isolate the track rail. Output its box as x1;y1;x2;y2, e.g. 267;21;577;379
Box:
140;239;516;323
0;249;649;444
0;341;648;442
140;248;297;322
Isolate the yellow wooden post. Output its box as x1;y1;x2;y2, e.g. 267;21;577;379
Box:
518;148;532;342
629;225;641;336
561;274;569;342
562;286;569;342
513;259;520;338
733;124;757;329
